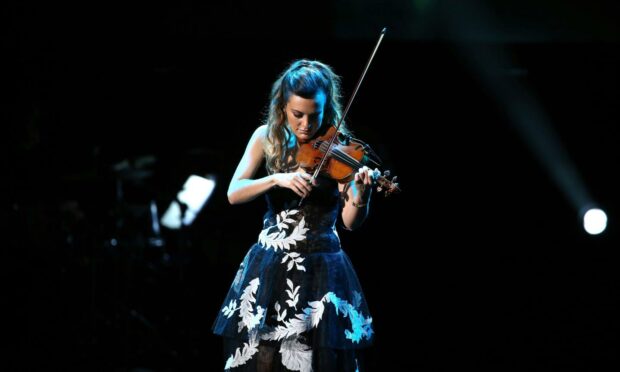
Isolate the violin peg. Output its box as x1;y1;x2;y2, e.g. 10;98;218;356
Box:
376;186;383;193
384;170;391;177
392;176;398;182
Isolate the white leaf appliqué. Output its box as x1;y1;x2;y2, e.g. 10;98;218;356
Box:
325;292;373;343
258;209;308;251
281;252;307;272
260;292;330;342
280;337;313;372
305;300;325;328
285;278;300;309
221;299;239;319
237;278;264;333
274;302;288;322
224;336;259;369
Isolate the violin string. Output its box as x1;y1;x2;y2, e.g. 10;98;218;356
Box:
331;148;364;168
316;140;392;188
320;142;365;169
317;141;365;171
317;142;359;168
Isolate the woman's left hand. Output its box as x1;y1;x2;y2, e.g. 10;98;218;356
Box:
352;166;377;204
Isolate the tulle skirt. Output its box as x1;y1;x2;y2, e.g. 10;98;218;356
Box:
213;243;373;371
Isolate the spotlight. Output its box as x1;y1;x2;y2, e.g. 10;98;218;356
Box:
161;174;216;229
582;208;607;235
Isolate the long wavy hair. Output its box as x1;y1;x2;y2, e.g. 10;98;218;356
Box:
263;59;349;174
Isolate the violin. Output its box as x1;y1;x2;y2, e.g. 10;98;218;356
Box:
297;125;401;196
297;28;400;205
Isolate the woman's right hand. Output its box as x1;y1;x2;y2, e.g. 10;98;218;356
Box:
272;171;314;198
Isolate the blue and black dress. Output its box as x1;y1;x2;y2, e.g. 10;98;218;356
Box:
213;176;373;371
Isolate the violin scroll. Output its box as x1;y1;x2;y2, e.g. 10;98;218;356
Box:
371;169;401;197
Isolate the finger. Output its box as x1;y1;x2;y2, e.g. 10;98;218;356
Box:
298;174;313;192
359;168;370;185
293;183;307;197
299;172;311;182
364;170;372;185
288;175;303;197
300;172;315;185
295;175;313;195
354;172;362;183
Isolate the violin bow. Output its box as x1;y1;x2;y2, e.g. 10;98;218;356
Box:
299;27;387;206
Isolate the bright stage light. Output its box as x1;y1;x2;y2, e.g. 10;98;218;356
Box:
161;174;216;229
582;208;607;235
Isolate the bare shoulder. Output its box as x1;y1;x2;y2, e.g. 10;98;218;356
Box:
251;124;268;143
242;124;268;157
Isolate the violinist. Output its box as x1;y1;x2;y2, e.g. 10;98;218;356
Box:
212;59;376;371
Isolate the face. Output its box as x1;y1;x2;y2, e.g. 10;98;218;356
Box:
284;91;326;143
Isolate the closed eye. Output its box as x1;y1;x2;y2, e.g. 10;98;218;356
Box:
291;110;322;119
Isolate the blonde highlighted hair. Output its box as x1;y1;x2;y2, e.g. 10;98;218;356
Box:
263;59;349;173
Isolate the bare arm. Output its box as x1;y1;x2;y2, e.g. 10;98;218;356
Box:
227;125;315;205
339;166;374;230
226;125;273;204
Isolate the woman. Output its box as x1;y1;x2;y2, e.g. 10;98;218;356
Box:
213;59;375;371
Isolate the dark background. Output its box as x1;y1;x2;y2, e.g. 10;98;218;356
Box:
7;0;619;370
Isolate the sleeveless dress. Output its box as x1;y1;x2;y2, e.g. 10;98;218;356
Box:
212;176;374;371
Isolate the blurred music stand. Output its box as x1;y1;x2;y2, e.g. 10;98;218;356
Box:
160;174;216;230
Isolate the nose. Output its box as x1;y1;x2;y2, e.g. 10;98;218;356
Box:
299;116;310;128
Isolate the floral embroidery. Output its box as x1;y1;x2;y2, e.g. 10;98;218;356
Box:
224;335;259;370
260;290;372;342
326;292;373;343
258;209;308;251
306;299;327;328
221;299;238;319
285;278;300;309
274;302;287;322
236;278;264;333
280;337;313;372
221;276;372;370
281;251;306;272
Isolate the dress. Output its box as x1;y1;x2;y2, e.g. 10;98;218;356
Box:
212;176;374;371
